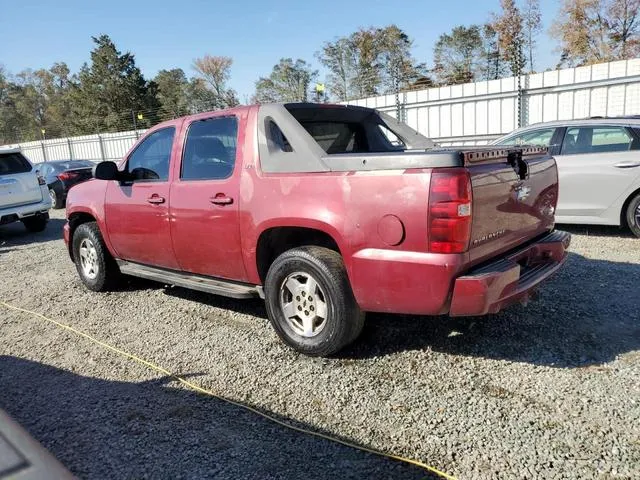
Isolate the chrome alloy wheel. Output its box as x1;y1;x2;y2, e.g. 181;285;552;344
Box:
279;271;328;338
636;204;640;227
79;238;99;280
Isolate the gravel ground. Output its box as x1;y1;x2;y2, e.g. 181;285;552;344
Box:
1;210;639;480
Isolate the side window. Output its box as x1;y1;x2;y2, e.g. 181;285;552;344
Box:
378;124;405;148
267;121;293;153
561;127;633;155
126;127;175;182
181;116;238;181
496;128;555;147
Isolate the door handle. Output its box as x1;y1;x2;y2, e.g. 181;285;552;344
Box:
210;195;233;206
614;161;640;168
146;195;165;204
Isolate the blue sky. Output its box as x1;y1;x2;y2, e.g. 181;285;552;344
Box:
1;0;561;100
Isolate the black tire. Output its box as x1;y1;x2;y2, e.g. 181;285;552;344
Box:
21;214;48;232
72;222;120;291
264;246;365;357
49;188;63;209
626;193;640;238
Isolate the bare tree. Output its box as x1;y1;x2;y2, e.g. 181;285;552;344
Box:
253;58;317;104
433;25;485;85
192;55;238;108
522;0;542;72
607;0;640;58
316;37;357;101
494;0;526;76
378;25;427;93
551;0;612;66
481;24;508;80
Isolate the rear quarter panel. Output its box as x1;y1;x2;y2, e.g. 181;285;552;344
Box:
238;107;428;272
238;107;463;313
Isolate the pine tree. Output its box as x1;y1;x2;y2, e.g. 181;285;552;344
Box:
70;35;158;134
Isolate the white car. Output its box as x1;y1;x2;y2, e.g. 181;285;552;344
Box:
0;148;51;232
492;117;640;237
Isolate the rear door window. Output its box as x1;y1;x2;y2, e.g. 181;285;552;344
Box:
561;127;633;155
0;153;32;175
181;116;238;180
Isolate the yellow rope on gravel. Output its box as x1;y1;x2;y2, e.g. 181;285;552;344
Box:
1;300;457;480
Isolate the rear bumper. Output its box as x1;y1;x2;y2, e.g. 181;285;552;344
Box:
449;230;571;316
0;198;51;226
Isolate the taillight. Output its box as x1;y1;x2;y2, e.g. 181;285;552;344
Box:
37;175;46;185
428;170;472;253
58;171;79;181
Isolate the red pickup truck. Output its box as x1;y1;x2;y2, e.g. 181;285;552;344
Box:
64;103;570;356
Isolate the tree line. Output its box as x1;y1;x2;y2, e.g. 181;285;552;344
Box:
1;0;638;144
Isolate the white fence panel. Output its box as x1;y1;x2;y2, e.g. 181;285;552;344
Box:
344;58;640;146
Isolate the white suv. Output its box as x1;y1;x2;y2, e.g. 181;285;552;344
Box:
0;148;51;232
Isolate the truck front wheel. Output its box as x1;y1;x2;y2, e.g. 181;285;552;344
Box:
72;222;120;292
264;246;364;357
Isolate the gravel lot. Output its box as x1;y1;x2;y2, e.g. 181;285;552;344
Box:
1;209;639;479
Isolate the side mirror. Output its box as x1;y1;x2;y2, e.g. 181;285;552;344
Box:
93;161;119;181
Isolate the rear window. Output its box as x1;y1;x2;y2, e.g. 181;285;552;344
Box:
52;161;94;172
0;153;32;175
299;121;369;154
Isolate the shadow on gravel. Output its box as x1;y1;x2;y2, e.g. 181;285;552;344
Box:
0;356;435;480
341;252;640;368
117;251;639;369
0;218;65;249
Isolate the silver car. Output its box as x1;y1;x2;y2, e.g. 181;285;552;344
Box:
492;117;640;237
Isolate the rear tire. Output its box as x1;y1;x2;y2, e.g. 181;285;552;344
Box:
264;246;364;357
22;214;48;233
626;193;640;238
49;188;63;209
72;222;120;291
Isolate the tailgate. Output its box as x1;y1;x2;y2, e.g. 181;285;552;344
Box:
0;152;42;209
463;146;558;265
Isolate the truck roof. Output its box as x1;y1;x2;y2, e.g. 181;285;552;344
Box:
153;102;377;128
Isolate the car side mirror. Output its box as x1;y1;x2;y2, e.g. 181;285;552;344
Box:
93;161;119;181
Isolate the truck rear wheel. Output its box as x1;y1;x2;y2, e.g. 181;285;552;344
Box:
625;193;640;238
264;246;364;357
72;222;120;291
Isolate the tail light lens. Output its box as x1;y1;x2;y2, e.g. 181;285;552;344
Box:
58;171;79;181
428;170;472;253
